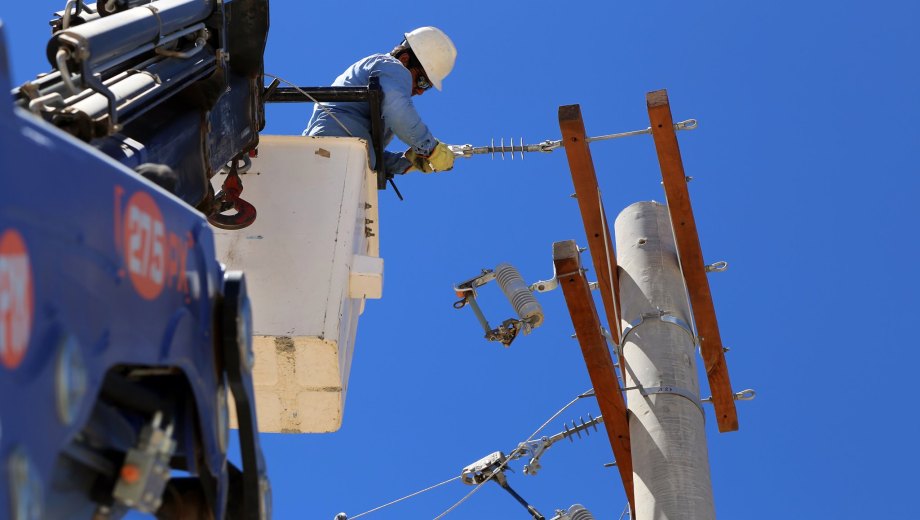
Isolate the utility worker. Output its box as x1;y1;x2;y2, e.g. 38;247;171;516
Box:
303;26;457;175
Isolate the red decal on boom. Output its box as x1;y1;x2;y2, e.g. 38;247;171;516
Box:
120;190;194;301
0;229;33;369
124;191;166;300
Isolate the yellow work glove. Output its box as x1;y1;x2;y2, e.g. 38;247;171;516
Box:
426;141;455;172
403;149;433;174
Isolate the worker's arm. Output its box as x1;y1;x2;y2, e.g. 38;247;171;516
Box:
375;62;437;156
384;150;413;174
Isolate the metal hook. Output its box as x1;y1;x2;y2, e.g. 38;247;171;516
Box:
705;260;728;273
734;389;756;401
220;155;252;175
702;388;756;404
208;156;258;230
675;119;698;131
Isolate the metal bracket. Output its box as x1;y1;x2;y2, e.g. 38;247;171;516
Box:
460;450;546;519
626;384;705;416
485;317;524;347
518;438;551;476
366;76;387;191
619;311;705;415
530;276;558;293
705;260;728;273
453;269;496;299
529;273;598;294
703;388;756;403
618;309;696;357
461;451;507;486
112;411;175;512
263;80;389;193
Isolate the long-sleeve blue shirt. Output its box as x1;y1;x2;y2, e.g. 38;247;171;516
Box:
303;53;437;174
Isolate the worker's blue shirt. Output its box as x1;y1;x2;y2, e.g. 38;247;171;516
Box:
304;53;436;174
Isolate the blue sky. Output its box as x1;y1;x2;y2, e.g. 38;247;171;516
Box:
3;1;920;518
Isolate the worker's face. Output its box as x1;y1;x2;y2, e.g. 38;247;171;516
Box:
411;67;432;96
398;51;432;96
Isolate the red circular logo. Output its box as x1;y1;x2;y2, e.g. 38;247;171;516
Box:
0;229;33;369
123;191;166;300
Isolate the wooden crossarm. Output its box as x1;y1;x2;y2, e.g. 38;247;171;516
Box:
558;104;624;350
553;240;635;514
646;89;739;432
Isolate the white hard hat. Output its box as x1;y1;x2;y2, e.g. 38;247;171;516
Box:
404;26;457;91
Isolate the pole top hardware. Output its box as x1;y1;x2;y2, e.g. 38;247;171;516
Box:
452;265;545;347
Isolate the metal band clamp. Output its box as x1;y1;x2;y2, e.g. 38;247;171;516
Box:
617;309;697;358
625;383;705;416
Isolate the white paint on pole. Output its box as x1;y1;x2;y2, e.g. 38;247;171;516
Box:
615;201;715;519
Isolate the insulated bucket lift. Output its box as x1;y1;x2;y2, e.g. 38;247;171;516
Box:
212;135;383;433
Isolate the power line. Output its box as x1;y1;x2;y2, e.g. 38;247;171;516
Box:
344;476;462;520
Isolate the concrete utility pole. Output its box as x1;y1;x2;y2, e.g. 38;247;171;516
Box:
615;201;715;520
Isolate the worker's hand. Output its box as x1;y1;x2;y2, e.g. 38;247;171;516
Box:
403;149;433;174
426;141;455;172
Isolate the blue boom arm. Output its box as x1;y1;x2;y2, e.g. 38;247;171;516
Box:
0;1;271;518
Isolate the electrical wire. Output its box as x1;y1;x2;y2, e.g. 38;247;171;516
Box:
263;72;355;138
346;476;462;520
431;388;596;519
657;199;698;341
597;194;629;389
598;194;622;341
